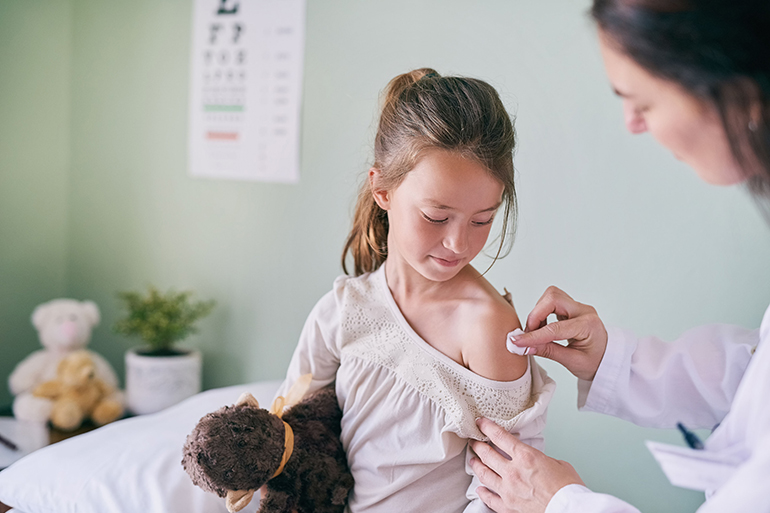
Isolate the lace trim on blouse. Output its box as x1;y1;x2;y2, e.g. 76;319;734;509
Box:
338;267;533;439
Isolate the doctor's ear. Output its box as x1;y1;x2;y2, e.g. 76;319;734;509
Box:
369;167;391;210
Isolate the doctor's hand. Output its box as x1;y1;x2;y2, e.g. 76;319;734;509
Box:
469;418;584;513
510;286;607;382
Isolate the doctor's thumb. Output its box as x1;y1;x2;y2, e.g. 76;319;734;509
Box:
529;341;574;367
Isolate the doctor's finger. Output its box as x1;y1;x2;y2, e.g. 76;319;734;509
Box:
469;454;504;491
475;417;532;460
512;317;589;348
475;486;512;513
470;439;513;479
518;317;606;381
524;286;592;333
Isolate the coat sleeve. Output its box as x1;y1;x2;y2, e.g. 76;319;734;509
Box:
577;324;758;429
544;424;770;513
545;484;641;513
274;279;345;400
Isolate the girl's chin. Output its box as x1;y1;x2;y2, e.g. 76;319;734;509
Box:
418;258;466;282
388;256;466;283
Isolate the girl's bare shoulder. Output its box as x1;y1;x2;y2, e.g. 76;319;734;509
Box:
457;275;528;382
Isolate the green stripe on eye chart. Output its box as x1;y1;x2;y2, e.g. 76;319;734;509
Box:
204;105;244;112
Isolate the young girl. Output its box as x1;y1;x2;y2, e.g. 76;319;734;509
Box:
276;68;555;512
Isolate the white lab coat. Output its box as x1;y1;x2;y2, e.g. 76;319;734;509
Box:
545;304;770;513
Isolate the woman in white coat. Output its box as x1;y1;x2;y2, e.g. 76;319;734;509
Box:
468;0;770;512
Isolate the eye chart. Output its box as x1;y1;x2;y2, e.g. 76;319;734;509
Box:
188;0;305;183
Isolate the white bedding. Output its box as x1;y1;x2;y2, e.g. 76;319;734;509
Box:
0;380;281;513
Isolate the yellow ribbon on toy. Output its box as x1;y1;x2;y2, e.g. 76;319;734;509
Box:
267;373;312;478
270;422;294;479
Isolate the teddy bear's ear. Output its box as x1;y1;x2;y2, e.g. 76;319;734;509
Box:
31;302;53;330
81;301;101;327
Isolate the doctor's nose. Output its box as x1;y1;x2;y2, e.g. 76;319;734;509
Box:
623;101;648;134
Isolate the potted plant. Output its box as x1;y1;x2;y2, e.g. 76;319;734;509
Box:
114;286;215;415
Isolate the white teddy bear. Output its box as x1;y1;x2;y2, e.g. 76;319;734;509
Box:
9;298;124;423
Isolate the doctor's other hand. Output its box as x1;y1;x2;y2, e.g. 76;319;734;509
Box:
469;417;584;513
510;286;607;382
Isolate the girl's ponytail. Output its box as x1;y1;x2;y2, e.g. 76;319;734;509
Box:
342;68;440;276
341;182;388;276
381;68;438;110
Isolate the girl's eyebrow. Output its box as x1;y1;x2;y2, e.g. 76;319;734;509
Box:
425;201;502;213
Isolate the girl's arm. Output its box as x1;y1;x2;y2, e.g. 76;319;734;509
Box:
464;359;557;513
461;293;557;512
275;283;344;400
463;298;529;382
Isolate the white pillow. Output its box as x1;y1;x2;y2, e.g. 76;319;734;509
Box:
0;380;281;513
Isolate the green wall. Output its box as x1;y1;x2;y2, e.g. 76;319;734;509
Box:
3;1;770;512
0;1;72;406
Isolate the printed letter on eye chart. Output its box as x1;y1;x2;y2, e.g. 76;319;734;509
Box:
189;0;305;183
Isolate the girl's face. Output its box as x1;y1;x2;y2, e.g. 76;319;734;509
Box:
371;148;504;283
598;32;746;186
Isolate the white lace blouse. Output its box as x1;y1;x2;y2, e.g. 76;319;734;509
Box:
275;266;556;513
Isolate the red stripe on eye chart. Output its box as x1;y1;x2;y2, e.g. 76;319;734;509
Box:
206;132;239;141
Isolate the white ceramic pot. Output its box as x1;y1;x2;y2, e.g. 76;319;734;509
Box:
125;348;202;415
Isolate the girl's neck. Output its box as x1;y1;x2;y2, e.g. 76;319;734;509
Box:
383;255;473;306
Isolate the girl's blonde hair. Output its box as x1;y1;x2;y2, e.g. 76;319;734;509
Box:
342;68;517;276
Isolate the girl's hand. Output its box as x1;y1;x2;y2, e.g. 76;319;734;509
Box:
510;286;607;381
469;418;584;513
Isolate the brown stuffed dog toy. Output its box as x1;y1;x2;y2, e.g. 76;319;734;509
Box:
182;376;353;513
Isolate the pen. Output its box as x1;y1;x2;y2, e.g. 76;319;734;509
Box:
0;432;18;452
677;422;704;450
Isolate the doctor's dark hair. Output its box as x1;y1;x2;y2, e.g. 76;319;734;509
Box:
341;68;517;276
591;0;770;217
